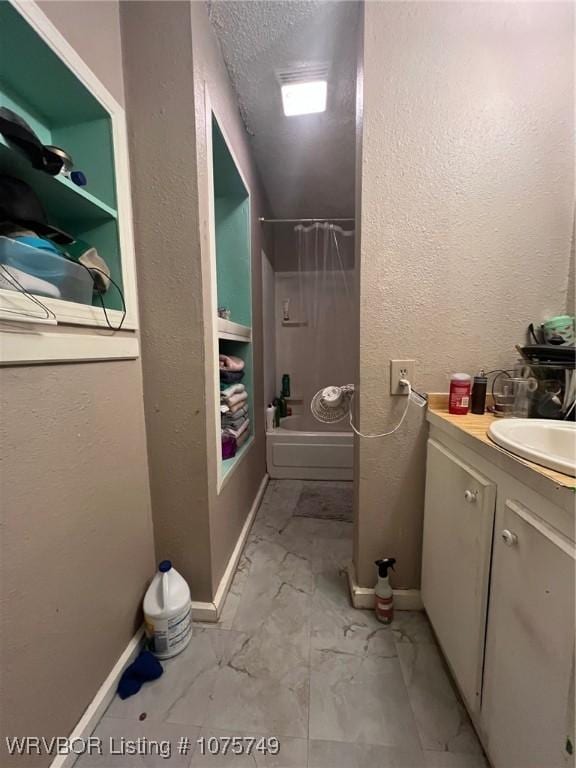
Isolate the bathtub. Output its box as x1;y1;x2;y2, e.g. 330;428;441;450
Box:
266;414;354;480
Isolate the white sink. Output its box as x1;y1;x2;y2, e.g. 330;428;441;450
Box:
488;419;576;477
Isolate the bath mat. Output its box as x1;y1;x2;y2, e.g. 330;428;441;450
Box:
293;482;353;522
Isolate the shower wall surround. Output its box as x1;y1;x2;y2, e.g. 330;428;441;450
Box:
275;270;357;429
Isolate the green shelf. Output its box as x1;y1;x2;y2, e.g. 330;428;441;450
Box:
0;3;122;312
0;140;117;224
212;113;253;484
212;117;251;328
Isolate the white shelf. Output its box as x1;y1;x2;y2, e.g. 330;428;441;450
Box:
282;319;308;327
217;317;252;342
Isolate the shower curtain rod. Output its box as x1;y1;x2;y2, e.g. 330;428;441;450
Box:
258;217;355;224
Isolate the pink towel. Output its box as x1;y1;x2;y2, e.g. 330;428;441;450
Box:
219;354;245;372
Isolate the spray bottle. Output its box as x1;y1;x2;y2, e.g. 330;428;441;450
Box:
374;558;396;624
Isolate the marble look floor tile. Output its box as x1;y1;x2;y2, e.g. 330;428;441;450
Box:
308;739;425;768
106;629;230;727
309;649;421;749
423;751;489;768
84;481;486;768
232;544;314;645
76;716;198;768
392;611;436;645
204;632;310;739
311;569;397;658
250;481;303;533
190;729;307;767
311;534;353;573
217;568;249;630
397;644;482;754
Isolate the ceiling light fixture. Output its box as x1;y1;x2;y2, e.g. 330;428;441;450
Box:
281;80;327;117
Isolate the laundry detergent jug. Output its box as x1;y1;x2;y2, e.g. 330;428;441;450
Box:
144;560;192;659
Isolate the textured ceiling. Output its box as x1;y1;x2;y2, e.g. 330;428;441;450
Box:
208;1;359;219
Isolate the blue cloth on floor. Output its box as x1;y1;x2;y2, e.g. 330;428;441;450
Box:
117;650;163;700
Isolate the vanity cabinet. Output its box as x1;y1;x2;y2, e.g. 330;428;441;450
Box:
482;498;575;768
421;439;496;714
422;422;575;768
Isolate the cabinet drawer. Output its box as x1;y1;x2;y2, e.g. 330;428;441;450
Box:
422;439;496;713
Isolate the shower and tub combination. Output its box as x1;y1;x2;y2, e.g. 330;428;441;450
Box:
262;220;356;480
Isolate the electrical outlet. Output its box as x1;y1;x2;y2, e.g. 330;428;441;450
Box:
390;359;415;395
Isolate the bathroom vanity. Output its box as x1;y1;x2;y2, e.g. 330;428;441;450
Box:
422;402;575;768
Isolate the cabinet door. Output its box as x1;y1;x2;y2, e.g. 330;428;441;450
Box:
421;439;496;714
482;498;575;768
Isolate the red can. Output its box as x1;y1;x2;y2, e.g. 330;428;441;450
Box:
449;373;472;415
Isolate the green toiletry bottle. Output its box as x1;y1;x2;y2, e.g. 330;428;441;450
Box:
281;374;291;398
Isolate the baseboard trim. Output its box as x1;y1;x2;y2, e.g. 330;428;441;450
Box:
190;600;219;622
192;473;269;623
50;628;144;768
346;562;423;611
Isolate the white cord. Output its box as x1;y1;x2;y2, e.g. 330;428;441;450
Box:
349;379;413;439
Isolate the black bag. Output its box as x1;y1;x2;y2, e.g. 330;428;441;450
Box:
0;107;64;176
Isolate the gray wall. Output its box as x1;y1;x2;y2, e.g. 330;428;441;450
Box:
121;0;213;600
189;1;269;595
567;215;575;316
355;1;575;589
122;1;268;601
0;4;155;765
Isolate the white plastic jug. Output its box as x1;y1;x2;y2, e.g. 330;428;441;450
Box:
143;560;192;659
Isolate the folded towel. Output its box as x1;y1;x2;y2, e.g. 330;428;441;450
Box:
221;399;249;415
236;429;250;448
221;383;246;399
222;410;248;427
219;354;245;372
229;399;248;415
220;400;248;415
220;370;245;385
223;390;248;409
223;419;250;440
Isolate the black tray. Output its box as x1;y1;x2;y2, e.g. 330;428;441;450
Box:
518;344;576;366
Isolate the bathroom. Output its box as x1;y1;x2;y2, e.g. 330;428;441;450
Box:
0;2;574;768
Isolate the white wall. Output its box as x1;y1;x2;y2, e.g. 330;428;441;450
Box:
355;1;575;589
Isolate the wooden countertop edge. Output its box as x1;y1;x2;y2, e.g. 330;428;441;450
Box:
425;395;575;499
